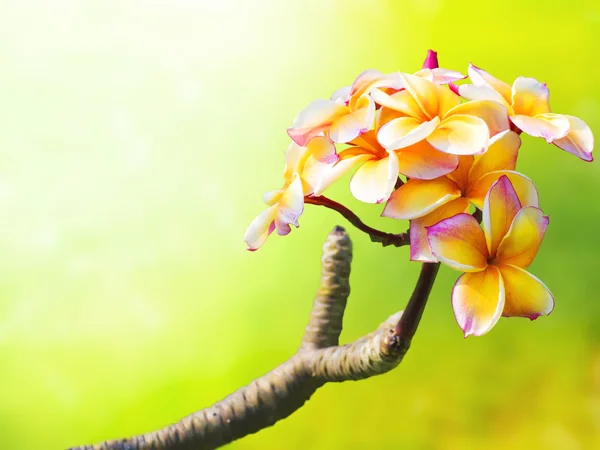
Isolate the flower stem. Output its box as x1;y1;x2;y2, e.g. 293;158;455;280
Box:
305;195;409;248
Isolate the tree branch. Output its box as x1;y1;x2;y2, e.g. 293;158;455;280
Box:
70;226;439;450
304;196;409;248
300;225;351;351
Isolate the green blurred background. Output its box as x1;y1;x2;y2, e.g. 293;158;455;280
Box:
1;1;599;449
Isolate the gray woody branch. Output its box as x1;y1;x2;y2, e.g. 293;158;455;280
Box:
70;226;439;450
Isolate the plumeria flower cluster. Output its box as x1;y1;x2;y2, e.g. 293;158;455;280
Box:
245;50;594;337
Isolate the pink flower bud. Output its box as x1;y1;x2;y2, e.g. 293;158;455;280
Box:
422;49;439;70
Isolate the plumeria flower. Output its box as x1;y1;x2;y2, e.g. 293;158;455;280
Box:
374;73;510;155
244;137;335;250
286;68;395;147
427;175;553;336
459;64;594;161
382;131;540;262
302;110;460;204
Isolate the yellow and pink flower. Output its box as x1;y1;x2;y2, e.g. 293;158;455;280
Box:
303;110;460;204
245;50;592;339
426;175;553;336
244;137;335;250
382;130;540;261
459;64;594;161
374;73;510;156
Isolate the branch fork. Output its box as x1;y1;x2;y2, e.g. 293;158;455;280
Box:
71;227;439;450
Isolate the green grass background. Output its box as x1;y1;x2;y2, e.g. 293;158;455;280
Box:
1;1;599;449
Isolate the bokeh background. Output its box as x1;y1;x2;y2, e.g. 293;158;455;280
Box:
1;0;600;449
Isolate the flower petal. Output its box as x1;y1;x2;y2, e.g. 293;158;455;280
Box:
418;68;464;84
371;89;426;120
350;69;385;98
428;68;466;84
437;85;462;117
449;82;460;96
400;73;439;120
306;135;338;164
468;130;521;184
459;84;511;110
382;177;461;220
426;213;489;272
397;141;459;180
307;149;373;196
331;85;351;103
274;174;305;235
375;107;404;131
349;130;382;154
350;70;404;108
263;189;284;205
409;197;470;262
288;99;349;146
445;156;474;191
349;152;399;203
244;204;278;251
495;206;548;269
378;116;440;151
467;64;512;104
468;170;538;211
283;141;311;182
482;175;522;257
452;265;505;337
446;100;510;137
510;113;570;143
511;77;551;116
497;264;554;319
428;114;490;155
329;94;375;144
552;115;594;162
